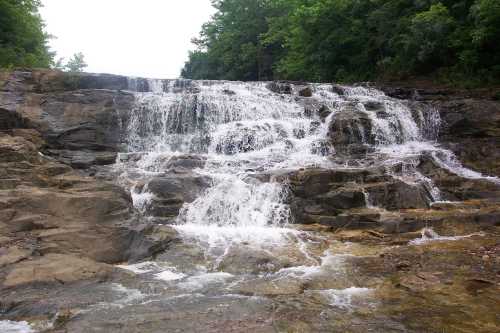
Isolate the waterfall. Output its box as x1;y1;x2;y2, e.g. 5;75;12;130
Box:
118;80;498;251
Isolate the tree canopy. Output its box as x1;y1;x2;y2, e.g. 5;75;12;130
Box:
182;0;500;85
0;0;53;68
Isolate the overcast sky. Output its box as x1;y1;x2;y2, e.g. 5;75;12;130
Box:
40;0;214;78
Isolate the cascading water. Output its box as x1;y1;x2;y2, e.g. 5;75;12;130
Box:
119;80;336;253
118;79;499;247
50;78;499;332
111;79;499;296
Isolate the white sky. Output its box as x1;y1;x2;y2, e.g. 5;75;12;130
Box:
40;0;214;78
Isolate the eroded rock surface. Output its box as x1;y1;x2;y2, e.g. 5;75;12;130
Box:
380;84;500;177
1;70;499;332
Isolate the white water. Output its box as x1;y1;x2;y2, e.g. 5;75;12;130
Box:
319;287;373;309
117;79;498;268
0;321;35;333
121;81;337;251
410;228;484;245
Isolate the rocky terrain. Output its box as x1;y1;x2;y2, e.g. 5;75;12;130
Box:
0;70;499;332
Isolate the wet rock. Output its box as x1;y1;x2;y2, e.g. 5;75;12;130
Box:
46;149;117;168
234;277;305;296
332;84;346;96
170;79;201;94
215;128;260;155
418;153;500;200
0;129;172;269
318;105;332;120
7;129;44;149
123;225;179;262
298;86;313;97
312;211;381;229
218;246;295;274
366;180;432;210
465;279;495;295
363;101;384;111
328;103;374;154
396;273;441;292
145;174;211;220
2;254;114;288
222;89;236;95
266;81;292;95
293;128;306;139
163;155;206;171
379;83;500;177
316;188;367;210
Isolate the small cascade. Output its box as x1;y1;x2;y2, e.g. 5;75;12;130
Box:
119;81;337;255
410;228;484;245
431;149;500;184
175;174;292;248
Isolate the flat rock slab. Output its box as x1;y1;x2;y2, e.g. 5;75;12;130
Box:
2;254;114;288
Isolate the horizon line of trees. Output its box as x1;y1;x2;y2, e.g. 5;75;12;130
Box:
181;0;500;85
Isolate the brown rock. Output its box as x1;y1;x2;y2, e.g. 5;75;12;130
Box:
2;254;114;288
298;86;313;97
0;246;32;268
0;135;39;163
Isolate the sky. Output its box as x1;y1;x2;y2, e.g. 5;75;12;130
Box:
40;0;215;79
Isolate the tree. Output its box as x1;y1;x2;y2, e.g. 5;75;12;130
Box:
182;0;286;81
65;52;87;72
404;3;457;73
182;0;500;85
0;0;53;68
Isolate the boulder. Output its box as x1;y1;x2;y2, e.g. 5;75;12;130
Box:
2;254;114;288
298;86;313;97
144;174;211;221
366;180;432;210
332;84;346;96
266;81;292;95
328;103;374;154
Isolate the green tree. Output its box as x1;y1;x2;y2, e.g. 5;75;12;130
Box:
404;3;457;73
0;0;53;68
65;52;87;72
182;0;286;80
182;0;500;85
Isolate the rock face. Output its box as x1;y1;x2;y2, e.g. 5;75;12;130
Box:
145;174;211;223
379;84;500;177
1;70;135;169
328;102;374;155
1;70;500;332
3;254;113;288
0;71;179;297
0;132;177;285
281;167;433;228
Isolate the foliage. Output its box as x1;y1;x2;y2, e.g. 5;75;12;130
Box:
64;52;87;72
0;0;53;68
182;0;500;85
